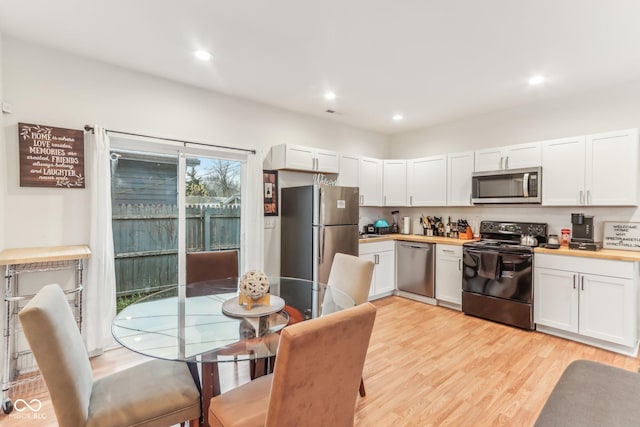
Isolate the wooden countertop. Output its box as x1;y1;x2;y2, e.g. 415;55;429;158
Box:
359;234;476;246
0;245;92;265
534;245;640;262
360;235;640;262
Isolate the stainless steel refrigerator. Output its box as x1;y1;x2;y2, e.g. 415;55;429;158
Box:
281;185;359;284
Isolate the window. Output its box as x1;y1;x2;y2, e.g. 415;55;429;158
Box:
109;140;243;310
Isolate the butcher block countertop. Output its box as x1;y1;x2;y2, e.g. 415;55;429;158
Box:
0;245;91;265
360;235;640;262
534;245;640;262
359;234;476;246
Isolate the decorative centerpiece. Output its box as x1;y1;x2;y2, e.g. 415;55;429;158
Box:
238;270;270;310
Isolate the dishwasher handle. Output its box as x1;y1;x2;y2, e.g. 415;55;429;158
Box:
401;243;433;250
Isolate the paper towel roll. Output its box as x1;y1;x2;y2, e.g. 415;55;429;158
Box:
402;216;410;234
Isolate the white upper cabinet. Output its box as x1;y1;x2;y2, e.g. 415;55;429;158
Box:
338;155;383;205
314;148;340;173
474;147;504;172
542;136;586;205
383;160;407;206
337;154;359;187
586;129;639;206
359;157;384;206
447;151;474;206
475;142;541;172
407;155;447;206
271;144;339;173
542;129;639;206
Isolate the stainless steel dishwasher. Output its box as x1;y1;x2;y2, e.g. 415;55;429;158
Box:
397;242;435;298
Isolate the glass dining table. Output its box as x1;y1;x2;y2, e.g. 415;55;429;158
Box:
112;276;354;426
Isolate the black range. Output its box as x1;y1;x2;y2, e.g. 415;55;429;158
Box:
462;221;547;330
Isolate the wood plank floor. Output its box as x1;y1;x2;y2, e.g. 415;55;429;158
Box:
3;296;639;426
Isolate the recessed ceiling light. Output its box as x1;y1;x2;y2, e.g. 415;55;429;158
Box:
324;92;336;100
392;114;404;121
528;75;545;85
194;50;212;61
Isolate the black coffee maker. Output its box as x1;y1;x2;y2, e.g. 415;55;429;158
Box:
568;213;601;251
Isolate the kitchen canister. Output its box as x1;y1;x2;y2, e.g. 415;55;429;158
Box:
561;228;571;246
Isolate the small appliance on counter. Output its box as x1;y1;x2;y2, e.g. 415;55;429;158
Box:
545;234;560;249
390;210;400;234
373;219;390;234
363;224;376;235
568;213;602;251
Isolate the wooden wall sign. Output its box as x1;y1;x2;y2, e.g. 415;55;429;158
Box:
603;222;640;251
19;123;85;188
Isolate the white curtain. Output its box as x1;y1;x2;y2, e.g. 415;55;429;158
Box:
85;126;116;355
242;149;265;272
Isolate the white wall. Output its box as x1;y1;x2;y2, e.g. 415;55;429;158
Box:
0;36;388;258
381;78;640;238
392;78;640;157
0;32;5;251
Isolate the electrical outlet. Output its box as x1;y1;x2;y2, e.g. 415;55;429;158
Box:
1;102;13;113
264;217;276;229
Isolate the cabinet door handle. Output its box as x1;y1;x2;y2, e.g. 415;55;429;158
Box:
505;156;509;169
499;157;504;169
579;190;584;205
410;195;413;205
443;249;455;253
374;254;379;264
458;259;462;271
581;276;584;291
384;195;387;205
587;190;591;205
573;274;577;289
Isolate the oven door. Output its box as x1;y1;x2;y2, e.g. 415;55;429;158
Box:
462;247;533;303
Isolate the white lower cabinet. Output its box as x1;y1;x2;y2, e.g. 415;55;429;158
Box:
435;244;462;308
534;253;638;355
359;241;395;300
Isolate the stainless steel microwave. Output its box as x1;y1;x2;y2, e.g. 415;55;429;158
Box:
471;167;541;204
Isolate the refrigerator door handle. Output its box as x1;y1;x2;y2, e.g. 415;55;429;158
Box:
319;227;326;265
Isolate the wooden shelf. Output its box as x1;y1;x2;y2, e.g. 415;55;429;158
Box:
0;245;91;265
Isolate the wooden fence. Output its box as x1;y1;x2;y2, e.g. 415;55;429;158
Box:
112;203;240;296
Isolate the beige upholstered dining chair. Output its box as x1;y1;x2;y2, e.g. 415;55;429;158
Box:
325;252;375;396
208;302;377;427
326;252;375;306
19;284;201;427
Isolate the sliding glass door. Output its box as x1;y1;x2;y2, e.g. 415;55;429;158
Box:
109;141;242;310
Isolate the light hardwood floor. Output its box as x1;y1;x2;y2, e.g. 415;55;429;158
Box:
3;296;639;426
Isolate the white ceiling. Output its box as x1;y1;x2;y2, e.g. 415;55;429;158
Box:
2;1;640;135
